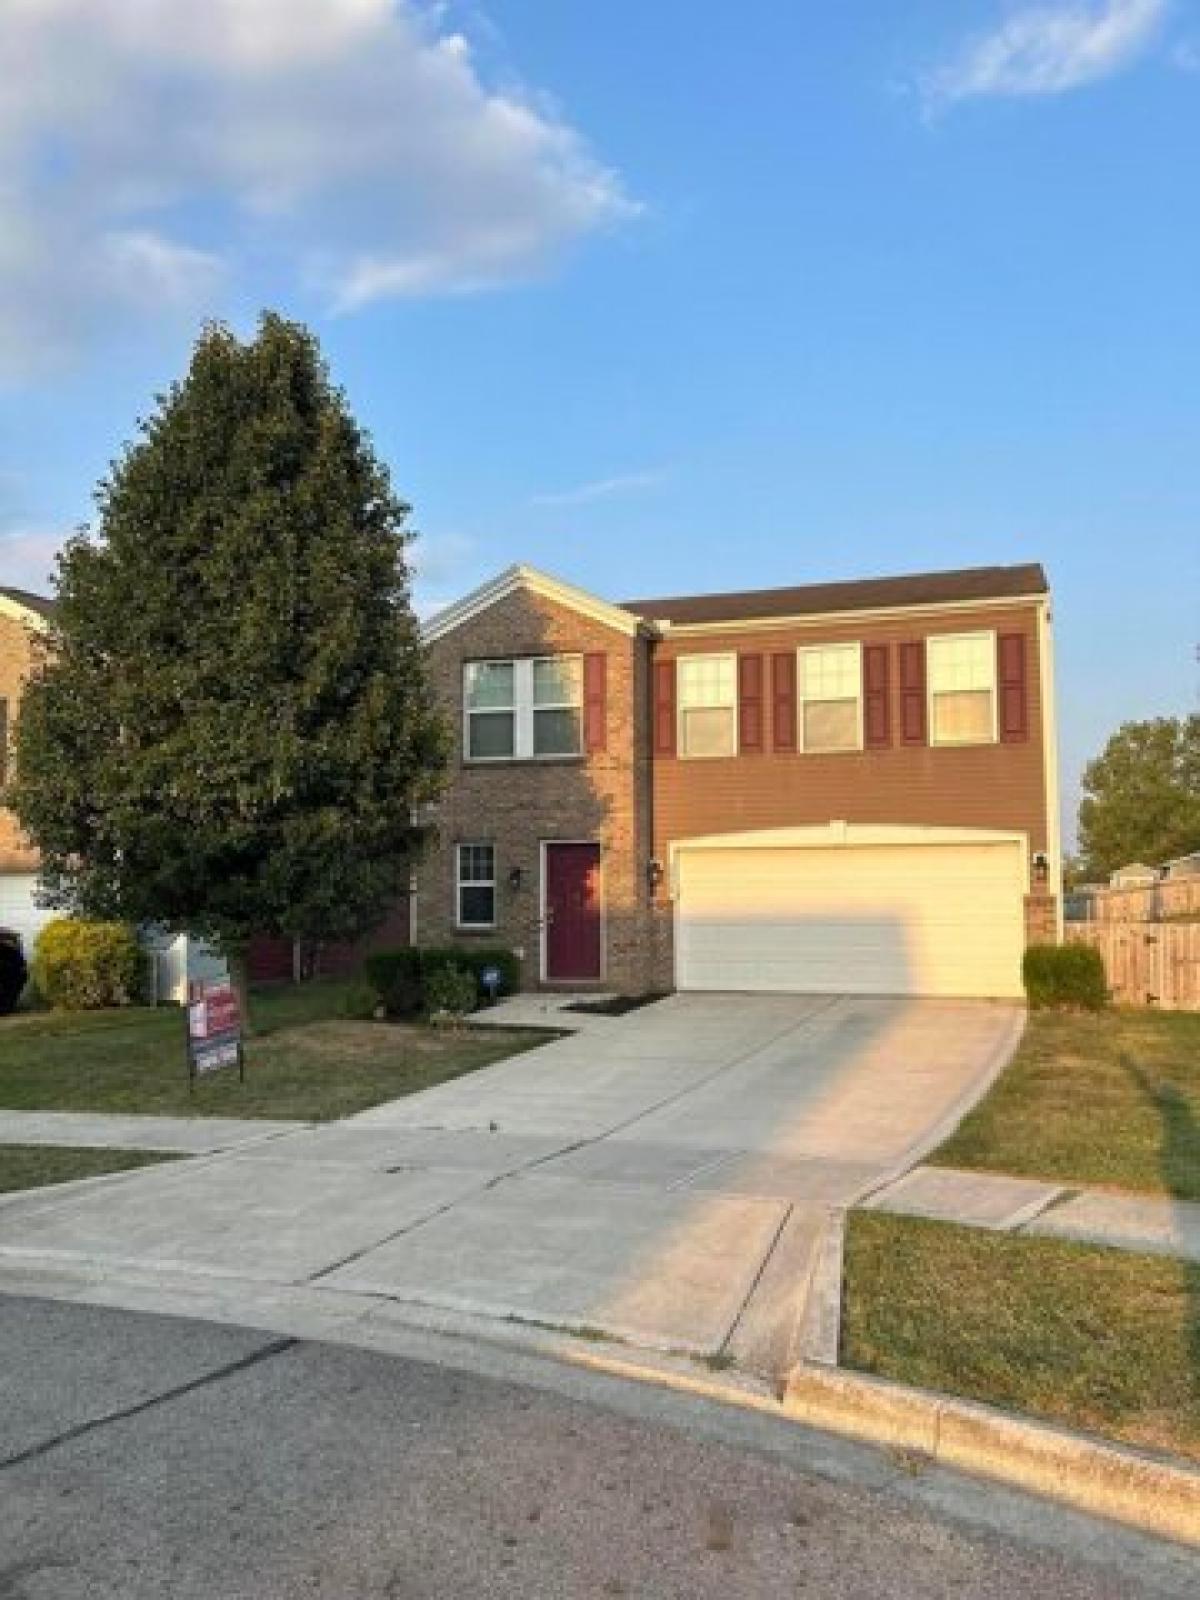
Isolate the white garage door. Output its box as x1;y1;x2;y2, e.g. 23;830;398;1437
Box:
0;873;53;956
676;841;1025;998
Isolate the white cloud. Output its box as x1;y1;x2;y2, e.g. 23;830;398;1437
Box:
926;0;1168;106
0;1;636;379
530;469;666;508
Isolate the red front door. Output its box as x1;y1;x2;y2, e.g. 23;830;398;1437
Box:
544;843;602;981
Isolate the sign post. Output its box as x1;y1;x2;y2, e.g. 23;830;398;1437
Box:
480;964;502;1006
185;983;245;1090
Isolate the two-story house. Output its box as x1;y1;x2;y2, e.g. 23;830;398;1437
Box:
417;561;1060;999
0;587;54;949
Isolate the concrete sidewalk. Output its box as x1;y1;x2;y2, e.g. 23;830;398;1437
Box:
0;1110;303;1155
864;1165;1200;1263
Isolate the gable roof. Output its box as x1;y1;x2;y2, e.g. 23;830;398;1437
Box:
622;563;1049;627
0;586;55;628
422;563;645;643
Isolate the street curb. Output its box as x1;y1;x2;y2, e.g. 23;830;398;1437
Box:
783;1363;1200;1548
3;1256;1198;1550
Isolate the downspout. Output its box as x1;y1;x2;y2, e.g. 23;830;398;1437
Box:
1038;594;1064;942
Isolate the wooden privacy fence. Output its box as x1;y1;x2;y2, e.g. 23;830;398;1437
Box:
1066;923;1200;1011
1082;878;1200;924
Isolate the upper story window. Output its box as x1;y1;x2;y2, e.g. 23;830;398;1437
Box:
464;656;583;762
464;661;516;759
532;657;584;757
798;644;861;752
927;632;996;745
677;653;736;758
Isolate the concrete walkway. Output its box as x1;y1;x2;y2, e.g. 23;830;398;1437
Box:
0;1110;302;1154
865;1165;1200;1263
0;995;1023;1378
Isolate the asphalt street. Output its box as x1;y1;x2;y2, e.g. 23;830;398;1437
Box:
0;1296;1194;1599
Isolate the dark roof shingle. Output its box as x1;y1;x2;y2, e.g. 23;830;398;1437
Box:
622;563;1048;626
0;586;55;620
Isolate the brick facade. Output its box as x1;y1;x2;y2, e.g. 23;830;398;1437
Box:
415;588;665;993
1024;892;1059;945
0;605;43;874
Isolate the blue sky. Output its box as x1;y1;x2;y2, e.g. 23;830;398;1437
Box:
1;2;1197;839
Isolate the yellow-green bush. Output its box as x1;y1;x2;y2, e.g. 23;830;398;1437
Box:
32;919;144;1010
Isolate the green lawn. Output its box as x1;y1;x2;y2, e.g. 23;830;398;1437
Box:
0;980;550;1121
843;1212;1200;1464
931;1009;1200;1200
0;1145;179;1194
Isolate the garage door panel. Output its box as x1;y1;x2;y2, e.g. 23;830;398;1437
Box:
677;842;1024;999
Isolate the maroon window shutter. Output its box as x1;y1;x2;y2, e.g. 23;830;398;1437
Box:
583;652;607;753
863;644;891;749
898;641;927;745
771;652;796;751
738;653;764;753
653;659;677;756
998;633;1029;743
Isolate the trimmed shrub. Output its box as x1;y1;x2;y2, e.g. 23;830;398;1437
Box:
32;919;144;1010
338;978;383;1021
434;945;520;1001
424;963;478;1023
362;948;424;1017
363;944;519;1017
1022;943;1108;1010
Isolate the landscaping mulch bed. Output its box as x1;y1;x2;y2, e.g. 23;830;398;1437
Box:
563;993;668;1018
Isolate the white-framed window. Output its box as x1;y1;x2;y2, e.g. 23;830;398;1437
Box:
532;656;584;757
798;643;862;752
456;842;496;928
464;656;583;762
677;653;737;758
464;661;516;760
927;632;997;746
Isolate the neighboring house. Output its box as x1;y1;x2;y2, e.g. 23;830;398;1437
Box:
417;561;1060;999
0;587;55;950
1164;852;1200;881
1109;863;1160;888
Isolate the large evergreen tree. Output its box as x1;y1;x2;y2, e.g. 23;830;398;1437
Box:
1077;715;1200;879
9;314;447;1014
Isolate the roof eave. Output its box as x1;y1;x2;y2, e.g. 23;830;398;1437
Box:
421;564;653;644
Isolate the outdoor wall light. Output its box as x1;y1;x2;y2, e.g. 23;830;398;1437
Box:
647;858;665;894
1032;852;1049;887
507;866;525;892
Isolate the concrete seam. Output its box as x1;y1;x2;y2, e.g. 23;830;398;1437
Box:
717;1201;794;1357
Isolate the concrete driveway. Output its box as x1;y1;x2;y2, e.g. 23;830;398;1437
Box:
0;995;1022;1375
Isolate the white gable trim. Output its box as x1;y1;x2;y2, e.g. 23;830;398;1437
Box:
0;593;51;633
421;564;646;643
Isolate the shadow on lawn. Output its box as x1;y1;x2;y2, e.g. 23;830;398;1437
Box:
1121;1053;1200;1401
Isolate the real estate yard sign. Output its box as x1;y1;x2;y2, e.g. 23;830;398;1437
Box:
186;983;244;1086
